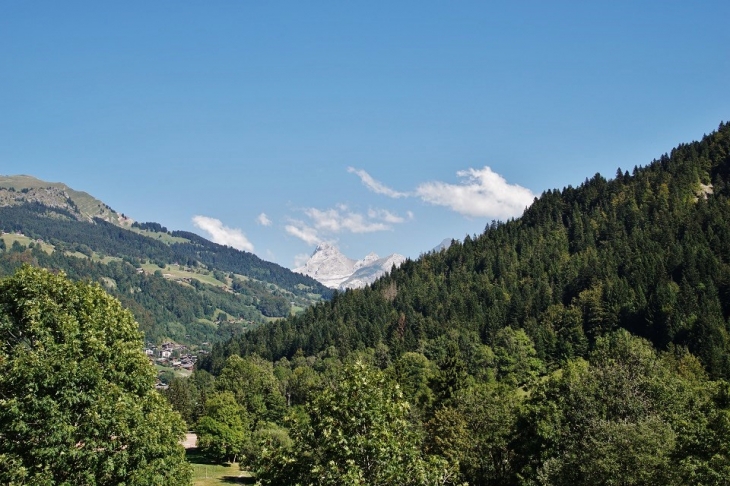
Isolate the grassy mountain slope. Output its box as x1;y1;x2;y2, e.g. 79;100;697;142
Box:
0;174;123;224
0;182;332;346
202;122;730;379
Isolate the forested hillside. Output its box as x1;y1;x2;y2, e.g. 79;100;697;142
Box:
169;123;730;485
0;200;332;345
203;122;730;378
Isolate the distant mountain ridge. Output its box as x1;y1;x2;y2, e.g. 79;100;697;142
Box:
0;175;332;346
0;174;124;224
295;243;406;289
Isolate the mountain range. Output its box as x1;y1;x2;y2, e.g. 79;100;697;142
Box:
294;242;406;290
0;175;332;347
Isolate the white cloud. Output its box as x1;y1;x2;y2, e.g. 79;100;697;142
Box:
348;167;408;198
341;213;388;233
257;212;272;226
415;166;535;219
285;223;321;245
192;215;255;252
367;208;411;224
304;208;343;232
305;206;392;234
285;204;412;248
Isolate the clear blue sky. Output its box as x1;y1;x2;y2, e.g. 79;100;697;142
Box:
2;1;729;268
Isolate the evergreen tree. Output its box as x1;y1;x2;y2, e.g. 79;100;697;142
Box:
254;361;460;486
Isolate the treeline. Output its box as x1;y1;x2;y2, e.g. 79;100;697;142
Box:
132;220;169;232
169;230;331;297
0;200;332;344
202;122;730;379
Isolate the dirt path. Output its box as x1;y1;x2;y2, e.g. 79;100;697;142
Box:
182;433;197;449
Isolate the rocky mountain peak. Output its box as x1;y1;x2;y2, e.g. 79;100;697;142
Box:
294;245;404;290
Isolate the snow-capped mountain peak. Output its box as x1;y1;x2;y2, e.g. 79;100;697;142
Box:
354;252;380;271
294;246;404;290
294;244;356;289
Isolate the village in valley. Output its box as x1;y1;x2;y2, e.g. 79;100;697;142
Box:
145;341;206;389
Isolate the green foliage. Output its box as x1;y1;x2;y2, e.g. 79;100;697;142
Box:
278;361;323;407
163;377;200;426
0;266;191;485
391;352;437;413
215;355;286;426
162;123;730;485
196;392;250;464
515;330;730;485
253;361;460;486
0;248;273;344
493;327;545;387
0;202;332;346
426;383;521;485
184;329;730;485
238;422;292;472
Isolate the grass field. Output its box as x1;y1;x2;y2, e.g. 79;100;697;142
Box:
186;448;254;485
128;227;191;245
1;234;54;254
139;263;226;288
155;363;192;379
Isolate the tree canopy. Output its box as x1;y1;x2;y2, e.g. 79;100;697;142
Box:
0;266;191;485
253;361;459;486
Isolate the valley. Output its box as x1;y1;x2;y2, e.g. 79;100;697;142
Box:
4;123;730;486
3;3;728;484
0;183;332;348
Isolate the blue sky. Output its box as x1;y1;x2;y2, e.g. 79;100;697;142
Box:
2;1;729;268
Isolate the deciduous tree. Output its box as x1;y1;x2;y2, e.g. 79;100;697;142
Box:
254;361;460;486
0;266;191;485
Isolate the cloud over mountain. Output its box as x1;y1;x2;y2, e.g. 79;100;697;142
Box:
192;215;255;252
285;204;410;246
285;223;320;245
348;165;534;219
305;205;390;234
415;166;535;218
282;165;532;253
